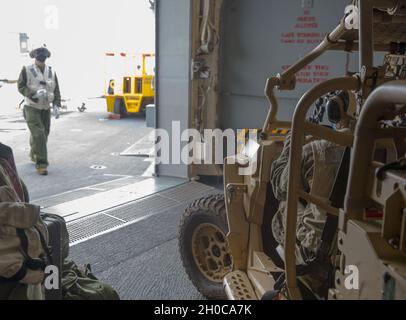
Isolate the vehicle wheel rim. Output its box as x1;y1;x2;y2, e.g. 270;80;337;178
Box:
191;223;233;283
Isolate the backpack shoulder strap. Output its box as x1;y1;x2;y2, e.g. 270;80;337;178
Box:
17;228;48;271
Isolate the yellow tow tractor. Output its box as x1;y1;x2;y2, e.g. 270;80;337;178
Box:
105;53;155;116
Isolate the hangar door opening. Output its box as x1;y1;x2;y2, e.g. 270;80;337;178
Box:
0;1;167;244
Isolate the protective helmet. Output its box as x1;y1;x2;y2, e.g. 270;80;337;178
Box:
29;47;51;61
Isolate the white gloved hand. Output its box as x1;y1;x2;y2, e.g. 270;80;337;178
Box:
53;105;61;119
33;89;47;99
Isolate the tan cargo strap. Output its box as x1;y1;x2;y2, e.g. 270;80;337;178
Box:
317;147;352;258
0;262;28;282
17;228;48;271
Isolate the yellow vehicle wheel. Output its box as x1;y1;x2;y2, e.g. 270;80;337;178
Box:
179;194;233;300
114;98;127;117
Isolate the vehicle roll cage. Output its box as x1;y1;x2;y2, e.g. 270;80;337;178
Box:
260;0;406;299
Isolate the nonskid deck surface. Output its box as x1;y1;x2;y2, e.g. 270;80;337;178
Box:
66;180;218;300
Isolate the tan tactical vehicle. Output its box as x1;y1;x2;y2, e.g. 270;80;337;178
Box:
179;0;406;300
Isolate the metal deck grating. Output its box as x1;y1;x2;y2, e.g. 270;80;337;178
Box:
107;194;179;222
67;182;218;245
158;182;216;203
68;213;125;244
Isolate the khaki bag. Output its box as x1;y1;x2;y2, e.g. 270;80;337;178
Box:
0;144;50;300
0;185;50;285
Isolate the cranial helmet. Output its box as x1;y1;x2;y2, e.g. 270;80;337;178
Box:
29;47;51;60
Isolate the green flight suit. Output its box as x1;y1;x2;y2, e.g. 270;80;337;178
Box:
17;66;61;169
24;107;51;168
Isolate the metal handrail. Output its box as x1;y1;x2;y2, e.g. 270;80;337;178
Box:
345;80;406;219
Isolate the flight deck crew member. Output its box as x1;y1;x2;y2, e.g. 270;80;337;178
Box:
17;47;61;176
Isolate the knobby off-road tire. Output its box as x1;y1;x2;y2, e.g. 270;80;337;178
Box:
179;194;233;300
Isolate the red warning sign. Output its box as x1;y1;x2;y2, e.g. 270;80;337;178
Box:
282;64;330;84
280;10;326;45
295;10;318;29
280;9;331;83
